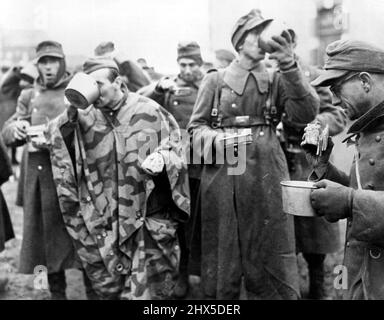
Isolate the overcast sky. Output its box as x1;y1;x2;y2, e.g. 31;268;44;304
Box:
0;0;211;73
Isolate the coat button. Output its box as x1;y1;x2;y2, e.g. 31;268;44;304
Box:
37;165;43;171
369;158;375;165
86;196;91;202
116;263;124;272
346;241;350;247
259;131;264;136
370;248;381;259
96;235;102;240
173;101;178;106
109;112;113;116
109;251;114;256
376;135;381;142
231;103;237;108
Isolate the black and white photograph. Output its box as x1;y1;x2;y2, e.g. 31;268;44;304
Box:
0;0;383;308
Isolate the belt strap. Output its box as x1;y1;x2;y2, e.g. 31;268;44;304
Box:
215;115;267;128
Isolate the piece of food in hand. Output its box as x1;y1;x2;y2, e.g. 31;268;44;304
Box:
301;122;329;156
302;122;322;146
141;152;165;175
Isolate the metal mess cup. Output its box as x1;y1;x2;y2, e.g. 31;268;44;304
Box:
258;20;289;53
65;72;100;109
280;180;318;217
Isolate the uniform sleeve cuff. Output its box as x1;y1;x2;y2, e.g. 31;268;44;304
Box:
280;66;312;98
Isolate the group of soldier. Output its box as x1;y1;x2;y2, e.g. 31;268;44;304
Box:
1;7;384;300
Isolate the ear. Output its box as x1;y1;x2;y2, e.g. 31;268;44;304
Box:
359;72;372;93
113;76;123;86
113;76;124;90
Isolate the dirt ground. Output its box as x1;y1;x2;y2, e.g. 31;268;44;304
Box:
0;128;353;300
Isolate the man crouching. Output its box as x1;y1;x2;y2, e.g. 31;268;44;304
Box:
46;57;190;299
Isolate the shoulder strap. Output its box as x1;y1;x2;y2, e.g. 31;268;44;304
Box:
264;68;279;126
210;70;225;128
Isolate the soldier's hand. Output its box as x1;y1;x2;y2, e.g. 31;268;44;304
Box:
310;179;354;222
268;30;296;70
141;152;165;175
303;136;333;170
12;120;30;141
157;78;176;92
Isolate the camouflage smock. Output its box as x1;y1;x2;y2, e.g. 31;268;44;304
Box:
46;92;190;299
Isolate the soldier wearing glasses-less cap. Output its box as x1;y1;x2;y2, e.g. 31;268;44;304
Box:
1;41;95;300
187;9;319;300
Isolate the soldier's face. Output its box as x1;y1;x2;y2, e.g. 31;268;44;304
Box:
89;68;121;109
178;58;200;82
330;73;371;120
37;56;61;87
241;30;266;62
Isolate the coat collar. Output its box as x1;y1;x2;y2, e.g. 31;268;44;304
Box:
223;60;269;95
347;100;384;135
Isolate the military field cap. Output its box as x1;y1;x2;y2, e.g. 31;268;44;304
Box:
215;49;236;63
312;39;384;87
83;56;119;74
231;9;273;51
177;41;203;66
35;40;65;62
94;41;115;56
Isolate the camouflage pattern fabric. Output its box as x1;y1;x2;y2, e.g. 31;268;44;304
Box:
46;92;190;299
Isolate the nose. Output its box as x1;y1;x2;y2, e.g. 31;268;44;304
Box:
41;61;53;70
184;66;192;74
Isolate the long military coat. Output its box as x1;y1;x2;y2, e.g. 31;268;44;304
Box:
187;60;319;299
1;73;80;274
46;91;190;300
315;101;384;299
292;63;346;254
